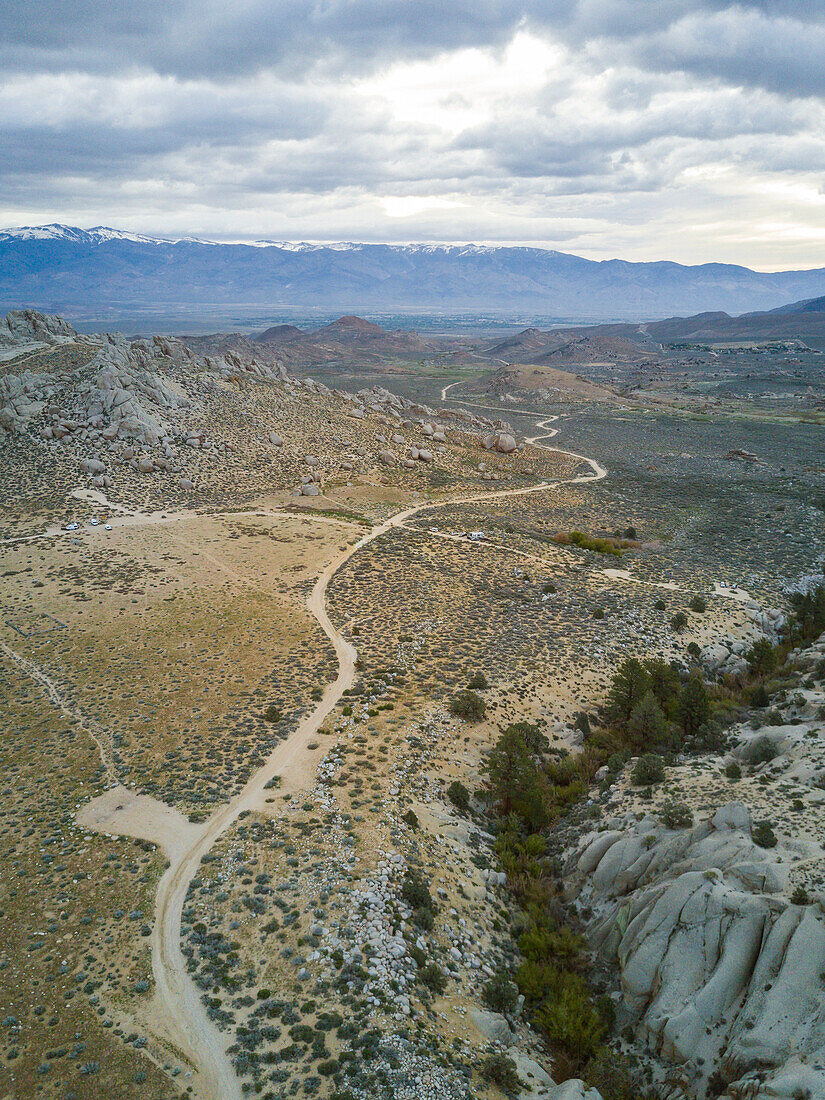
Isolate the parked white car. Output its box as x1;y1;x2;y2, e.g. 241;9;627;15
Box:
65;522;79;531
89;518;99;527
104;524;113;531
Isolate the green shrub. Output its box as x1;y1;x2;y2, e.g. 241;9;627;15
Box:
645;658;681;717
654;598;666;611
725;761;742;780
584;1048;653;1100
689;719;725;754
750;736;778;764
481;727;548;829
446;780;470;813
689;595;707;613
480;1054;521;1095
604;658;651;729
631;753;665;786
518;925;586;968
402;809;419;830
791;885;810;905
671;612;688;632
402;867;436;927
753;820;777;848
659;799;693;829
414;906;434;930
467;671;488;690
482;969;519;1014
573;711;591;736
606;752;626;775
789;585;825;645
419;962;446;995
750;685;770;708
532;973;607;1060
449;690;486;721
568;531;622;557
500;720;548;753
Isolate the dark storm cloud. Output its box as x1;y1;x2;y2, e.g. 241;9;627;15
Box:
627;10;825;99
2;1;825;264
2;1;823;93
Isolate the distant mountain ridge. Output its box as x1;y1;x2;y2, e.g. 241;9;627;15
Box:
503;291;825;350
769;294;825;315
4;224;825;320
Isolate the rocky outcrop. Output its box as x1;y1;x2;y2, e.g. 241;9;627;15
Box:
0;309;77;346
81;340;186;445
568;795;825;1098
701;608;786;676
483;430;517;454
347;383;513;447
0;370;53;433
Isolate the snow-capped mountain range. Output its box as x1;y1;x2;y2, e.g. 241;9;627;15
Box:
2;224;825;319
0;224;503;254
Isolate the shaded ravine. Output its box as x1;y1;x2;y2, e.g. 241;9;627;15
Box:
83;411;607;1099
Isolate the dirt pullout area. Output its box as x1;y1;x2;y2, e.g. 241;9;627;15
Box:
77;786;200;864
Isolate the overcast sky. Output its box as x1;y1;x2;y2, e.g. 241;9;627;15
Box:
2;1;825;268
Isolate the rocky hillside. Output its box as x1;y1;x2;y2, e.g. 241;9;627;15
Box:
184;314;449;376
564;629;825;1099
0;310;522;535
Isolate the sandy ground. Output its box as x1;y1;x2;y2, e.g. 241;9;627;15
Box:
73;412;606;1099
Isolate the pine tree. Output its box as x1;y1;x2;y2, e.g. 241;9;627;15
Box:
678;675;710;735
627;691;669;749
645;658;681;718
604;658;651;729
481;727;546;827
747;638;776;678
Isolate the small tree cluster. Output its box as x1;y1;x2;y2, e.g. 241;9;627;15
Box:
449;689;486;721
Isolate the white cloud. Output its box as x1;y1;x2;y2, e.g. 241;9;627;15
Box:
3;5;825;267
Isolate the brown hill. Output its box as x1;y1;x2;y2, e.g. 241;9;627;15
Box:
489;327;654;365
255;324;303;343
320;315;387;337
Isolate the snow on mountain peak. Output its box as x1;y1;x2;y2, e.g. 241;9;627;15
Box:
0;226;524;254
0;224;176;245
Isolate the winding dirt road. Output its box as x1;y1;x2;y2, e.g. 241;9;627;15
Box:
75;408;606;1098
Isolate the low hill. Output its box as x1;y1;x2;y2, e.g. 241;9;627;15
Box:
488;328;655;365
255;324;303;342
769;293;825;315
186;315;449;375
536;296;825;348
